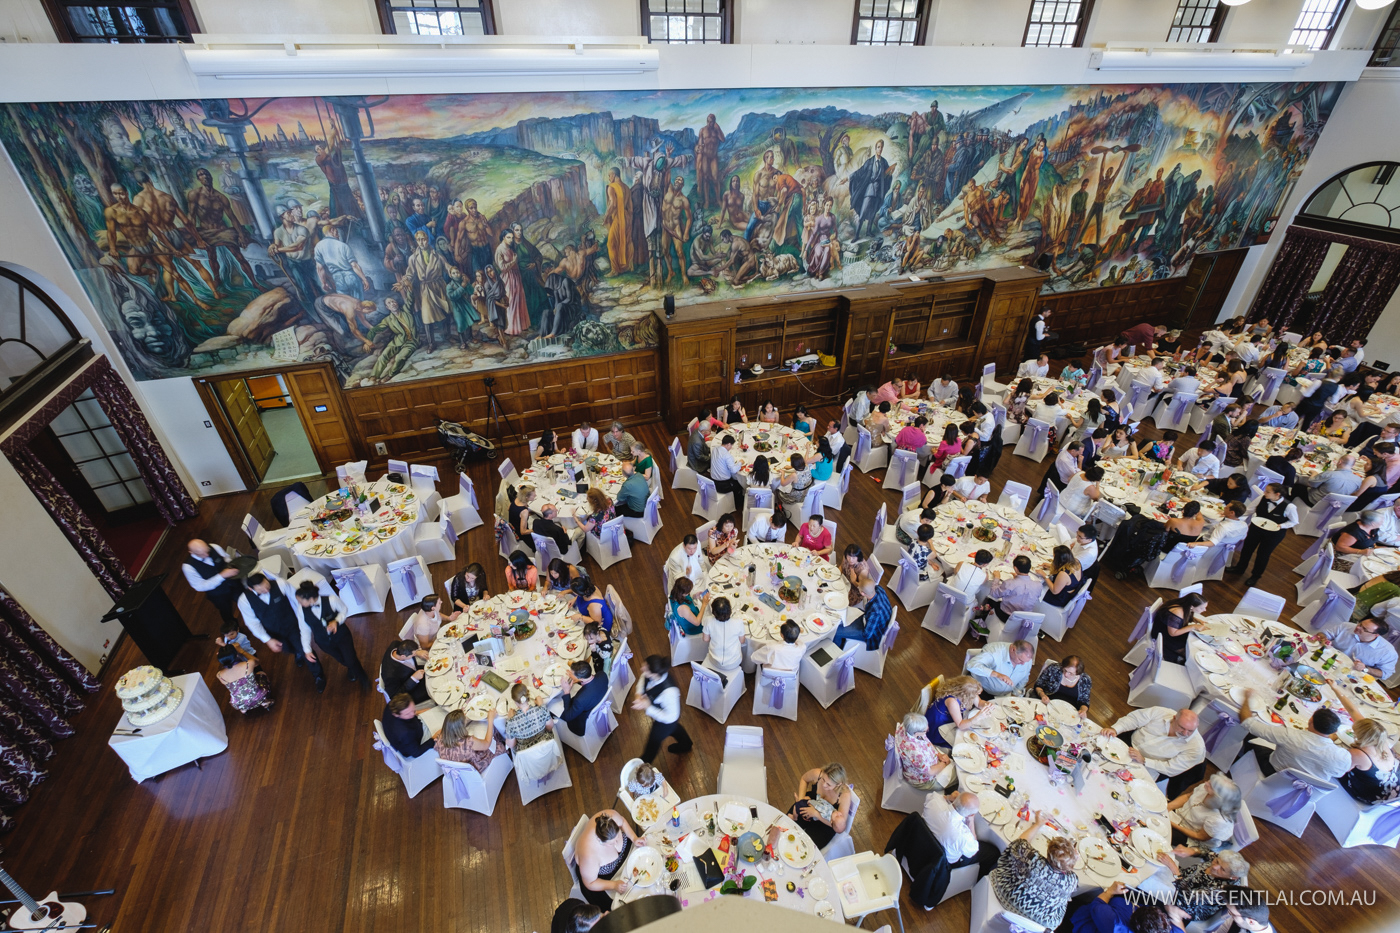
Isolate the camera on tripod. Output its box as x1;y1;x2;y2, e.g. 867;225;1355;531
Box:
484;377;496;387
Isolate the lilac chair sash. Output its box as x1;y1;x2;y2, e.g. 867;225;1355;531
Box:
884;734;899;778
900;482;919;513
1370;805;1400;843
945;457;969;480
669;439;681;471
1169;394;1193;424
1032;483;1059;524
603;522;625;557
748;486;773;510
589;703;612;738
1212;438;1227;463
693;666;719;710
1261;368;1286;401
872;505;887;548
1200;702;1239;754
443;521;459;546
698;479;716;511
1009;614;1038;642
1129;641;1159;691
1129;605;1154;643
992;405;1006;428
393;565;419;600
1314;496;1347;532
497;458;515;481
1266;779;1317;819
1208;541;1238;576
880;621;901;654
1025;420;1049;452
564;464;577;484
613;645;633;681
1171;546;1203;584
835;653;856;692
839;464;852;496
983;363;996;380
932;592;959;630
1086;364;1103;392
1309;589;1342;631
897;556;919;594
1301;546;1332;591
1128;382;1150;411
805;485;824;515
1232;808;1253;847
333;569;366;605
891;451;915;486
460;474;479;509
444;764;477;801
1064;590;1092;630
761;669;789;709
854;429;871;464
644;495;661;528
374;734;404;774
1199;423;1212;445
668;619;681;647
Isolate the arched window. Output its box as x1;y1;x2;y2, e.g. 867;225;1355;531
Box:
1296;161;1400;244
0;265;83;401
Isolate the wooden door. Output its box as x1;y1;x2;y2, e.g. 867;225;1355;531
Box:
977;282;1041;376
214;377;275;482
284;365;356;473
1176;248;1249;332
675;330;731;417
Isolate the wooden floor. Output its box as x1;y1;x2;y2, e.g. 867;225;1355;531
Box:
12;405;1399;933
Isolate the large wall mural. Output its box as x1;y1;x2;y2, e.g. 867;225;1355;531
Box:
0;82;1341;386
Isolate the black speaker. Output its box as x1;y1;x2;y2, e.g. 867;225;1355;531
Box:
100;574;195;672
664;293;676;318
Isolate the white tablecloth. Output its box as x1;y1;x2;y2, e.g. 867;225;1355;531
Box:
109;673;228;782
707;422;815;474
923;501;1058;586
699;543;849;652
287;478;426;573
518;453;624;525
616;793;845;921
1096;459;1227;524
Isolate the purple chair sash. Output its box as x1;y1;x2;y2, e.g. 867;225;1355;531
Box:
699;479;716;511
1169;394;1193;424
1266;779;1317;819
375;734;404;774
884;734;899;778
1309;590;1341;631
1128;641;1158;691
1128;382;1150;411
1033;483;1059;524
1171;546;1203;584
1261;369;1286;400
669;439;681;472
836;653;856;692
891;451;915;486
880;620;901;654
1025;420;1049;452
1199;423;1212;445
393;566;419;600
1009;614;1038;642
945;457;969;480
761;669;789;709
805;485;824;515
444;765;477;802
983;363;996;379
1129;605;1153;643
564;464;577;484
1313;496;1347;532
1370;805;1400;843
839;464;852;496
1201;703;1239;754
1086;364;1103;392
693;667;719;710
1065;590;1092;630
897;556;919;595
667;619;681;647
589;703;612;739
932;593;958;630
1301;547;1332;592
334;569;366;605
993;405;1006;428
603;522;625;557
497;458;515;480
1232;808;1253;847
443;521;459;546
1212;438;1227;464
872;505;887;548
645;495;661;527
1208;541;1238;576
854;429;871;464
462;475;479;509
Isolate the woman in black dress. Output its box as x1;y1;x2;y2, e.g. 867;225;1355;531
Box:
765;762;854;851
1151;593;1208;664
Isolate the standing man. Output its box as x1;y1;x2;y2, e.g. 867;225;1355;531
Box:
1065;178;1090;253
746;150;780;243
314;123;362;220
293;579;369;689
603;167;633;275
267;201;320;305
238;572;326;692
632;654;693;763
395;228;450;352
850;139;892;240
695;114;725;210
1083;148;1123;246
181;538;243;627
1225;482;1297;587
131;169;220;299
103;181;209;310
454;198;495;279
315;217;372;299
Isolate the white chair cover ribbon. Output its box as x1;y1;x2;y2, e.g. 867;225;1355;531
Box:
897;556;919;593
1024;420;1049;452
944;457;969;480
698;478;716;511
644;494;661;528
1032;483;1059;525
1127;382;1150;411
444;765;478;802
1300;547;1333;591
839;463;852;496
1128;605;1154;644
932;589;960;630
891;451;916;486
1261;368;1286;400
1314;496;1347;531
1168;394;1193;423
373;735;404;774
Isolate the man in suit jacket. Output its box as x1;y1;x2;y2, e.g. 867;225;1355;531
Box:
381;692;431;758
381;639;429;705
559;659;610;737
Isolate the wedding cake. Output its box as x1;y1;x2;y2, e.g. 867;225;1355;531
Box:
115;665;182;726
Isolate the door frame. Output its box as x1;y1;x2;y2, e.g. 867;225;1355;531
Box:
194;362;356;490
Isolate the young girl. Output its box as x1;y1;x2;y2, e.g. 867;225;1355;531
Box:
583;621;614;677
504;550;538;592
911;524;936;582
1006;378;1034;426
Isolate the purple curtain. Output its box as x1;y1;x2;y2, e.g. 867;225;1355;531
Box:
0;591;97;827
1246;226;1333;334
1310;239;1400;346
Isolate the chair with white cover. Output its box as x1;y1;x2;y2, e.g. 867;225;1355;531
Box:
793;481;829;528
981;363;1009;400
1126;634;1197;710
898;481;922;516
998;481;1033;515
607;635;636;713
495;514;521;561
853;426;890;473
853;619;900;678
743;485;775;529
1144;543;1208;591
1124;380;1156;424
517;733;573;806
287;566;329;594
799;640;860;709
745;509;778;544
1293;580;1356;632
667;617;708;667
276;486;313;525
408;462;442;506
1086;499;1128;542
1296;541;1340;606
923;583;975;644
1030;480;1060;530
1255;367;1288;407
692;475;733;523
603;584;633;638
1190;394;1233;435
987;610;1044;644
1292;521;1343;576
669;438;700;492
822;786;861;860
560;812;590;902
531;532;583;575
386;556;433;609
884;449;920;492
1297;493;1358;538
968;875;1048;933
1037;586;1092;642
414;520;459;565
1012;418;1052;462
828;850;904;933
1316;788;1400;848
1154;392;1199;433
686;662;746;724
752;664;799;719
331;565;390;616
239;513;295;568
881;733;935;814
440;751;514;815
622;490;664;545
1193;537;1243;586
556;694;619;763
891;548;937;612
1123;598;1163;666
496;456;521;491
437;472;485;533
871;503;902;566
386;458;410;478
716;725;767;803
1235;752;1337;837
1193;698;1249;772
824;461;854;510
335;460;369;486
1233;588;1286;621
938;455;971;484
584;517;632;571
372;719;441;798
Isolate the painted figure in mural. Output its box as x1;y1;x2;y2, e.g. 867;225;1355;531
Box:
1156;164;1202;258
717;175;747;231
660;175;694;287
718;229;760;286
1065;179;1090;254
361;296;419;384
909;99;947;167
639;147;673;287
627;171;651;272
102;181;211;311
383;223;413;280
404;198;435;241
1083;148;1125;246
830;133;855;190
312;293;376;346
770;128;800;174
510;221;550;327
444;264;480;350
314;217;371;300
876;180;903;233
1017;134;1048;227
456;199;495;279
850;139;892;240
687;225;724;278
130;168;221;299
267;201;320;306
747;150;780;242
494;230;529;336
696;114;725;211
805;197;837;281
395;229;451;352
186;168;263;291
603;167;633;275
315;123;362;220
112;272;192;371
217;160;255;234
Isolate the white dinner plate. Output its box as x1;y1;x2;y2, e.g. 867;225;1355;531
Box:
1229;685;1249;706
1130;781;1169;812
808;877;828;899
813;900;835;920
1132;827;1170;861
952;744;987;774
718;801;751;836
463;693;495;721
1207;672;1232;688
1079;837;1119;877
980;796;1014;825
1194;652;1230;675
1047;699;1078;722
1251;517;1280;532
1005;697;1045;721
556;638;589;660
823;592;848;611
630;795;666;826
778;829;815;868
961;774;994;793
1099;736;1132;765
623;846;663;887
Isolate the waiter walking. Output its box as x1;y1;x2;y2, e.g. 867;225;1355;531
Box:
181;538;244;627
293;580;369;689
238;573;326;693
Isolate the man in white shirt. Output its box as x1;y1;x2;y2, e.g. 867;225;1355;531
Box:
702;596;746;678
1189;501;1248;550
929;376;958;406
1350;338;1366;364
1258;402;1300;430
632;655;693;762
1163;367;1201;397
1233;335;1262;367
1072;525;1099;571
1323;617;1398;679
573;420;600;452
1018;354;1050;379
1102;706;1205;797
1305;453;1364;506
1238;691;1351;779
747;509;787;544
237;572;324;691
1053;443;1082;487
1371;499;1400;547
968;639;1034;697
182;538;244;626
294;579;369;687
1031;395;1065;429
665;534;706;586
951;472;991;503
750;620;804;671
824;420;846;462
922;791;1001;875
1177;441;1220;479
710;434;745;519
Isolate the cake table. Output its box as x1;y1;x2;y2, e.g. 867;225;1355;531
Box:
109;673;228;782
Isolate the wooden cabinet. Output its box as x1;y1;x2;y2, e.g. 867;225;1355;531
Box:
972;267;1049;378
654;303;737;431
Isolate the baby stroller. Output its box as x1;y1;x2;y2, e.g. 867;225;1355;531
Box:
437;419;497;471
1101;504;1168;581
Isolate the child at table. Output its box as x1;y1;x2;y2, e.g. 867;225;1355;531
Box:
584;621;614;677
911;524;936;582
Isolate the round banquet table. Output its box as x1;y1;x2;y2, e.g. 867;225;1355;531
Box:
697;543;851;658
953;696;1174;892
518;452;624;525
288;478;426;573
422;590;585;720
1245;428;1362;484
1185;614;1400;744
706;422;815;475
1095;458;1227;524
922;500;1058;586
1118;358;1223;397
607;793;845;921
888;399;965;447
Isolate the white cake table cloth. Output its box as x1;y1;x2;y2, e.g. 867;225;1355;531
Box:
109;673;228;782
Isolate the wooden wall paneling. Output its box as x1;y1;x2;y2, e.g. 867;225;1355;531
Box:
970;268;1048;376
1039;278;1185;348
1176;248;1248;332
652;302;737;430
283;364;358;471
837;286;897;391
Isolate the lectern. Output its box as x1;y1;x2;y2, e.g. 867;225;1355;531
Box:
100;575;194;671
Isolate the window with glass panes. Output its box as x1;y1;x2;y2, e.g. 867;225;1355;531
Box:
852;0;928;46
641;0;730;44
1371;1;1400;66
377;0;495;36
0;268;82;401
41;0;199;43
1023;0;1095;48
1289;0;1348;50
1166;0;1226;43
49;389;152;514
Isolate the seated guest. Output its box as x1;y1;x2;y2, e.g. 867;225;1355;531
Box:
929;375;958;407
723;395;747;424
509;485;539;545
1102;707;1205;797
1034;654;1091;717
751;620;804;671
551;901;602;933
865;401;893;443
1159;850;1251;923
1218;892;1272;933
1073;525;1100;572
665;577;709;637
434;708;509;772
624;761;670;798
1162;501;1207;553
1188;501;1249;553
545;558;580;593
703;596;746;678
793;404;818;436
399;593;459;649
583;622;614;676
1334;510;1383;556
631;442;655;481
840;544;878;589
576;488;615;538
381;640;429;705
823;420;847;466
921;474;956;510
948;549;992;595
1202;472;1250;504
1259;401;1299;430
968;639;1035;698
381;692;431;759
1356;425;1400;464
900;373;922;398
951;471;991;503
1141;430;1177;465
927;674;991;748
612;461;650;518
574;421;600;452
1322;616;1397;679
1328;694;1400;804
705;512;741;562
756;400;780;424
923;791;1002;878
535;427;564;460
1177;441;1220;479
1167;773;1241;851
896;415;930;453
504;550;538;592
747;506;787;543
1006;379;1034;425
872;380;901;405
1264;447;1304;497
504;681;556;757
709;434;745;517
975;555;1042;633
559;659;610;736
1151;593;1209;665
798;514;834;560
1041;546;1083;607
1069;887;1190;933
576;811;643;910
1018;354;1051;379
765;763;854;851
449;562;489;611
1051;442;1083;491
776;453;815;506
810;436;836;482
686;420;712;473
895;712;952;790
605;421;637;457
1306;452;1363;505
215;644;273;714
665;533;705;585
910;524;936;582
832;576;892;651
1318;409;1352;443
1239;690;1351;779
214;619;256;664
989;811;1079;930
570;575;614;633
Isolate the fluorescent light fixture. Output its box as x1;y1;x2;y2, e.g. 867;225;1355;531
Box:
1090;44;1314;71
1354;0;1396;10
1219;0;1252;7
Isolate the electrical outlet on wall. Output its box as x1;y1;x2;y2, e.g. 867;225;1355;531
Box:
375;442;388;455
200;480;211;486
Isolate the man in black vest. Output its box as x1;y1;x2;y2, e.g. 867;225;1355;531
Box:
181;538;244;627
294;580;369;689
630;654;692;763
237;572;326;692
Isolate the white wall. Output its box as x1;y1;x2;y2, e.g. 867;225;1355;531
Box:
497;0;639;37
741;0;854;45
0;0;57;44
190;0;380;35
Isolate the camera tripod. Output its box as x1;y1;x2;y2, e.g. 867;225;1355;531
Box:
483;377;519;448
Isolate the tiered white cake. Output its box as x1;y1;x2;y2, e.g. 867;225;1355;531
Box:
115;665;182;726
